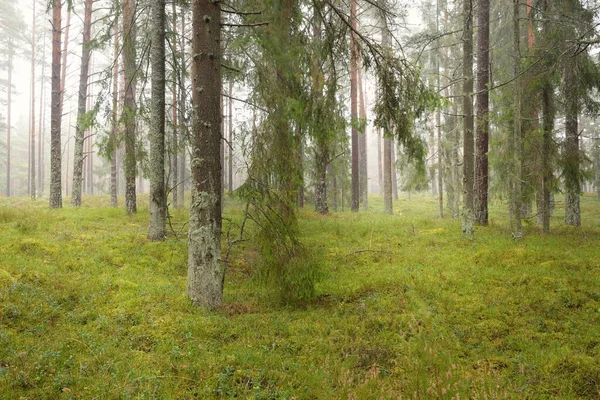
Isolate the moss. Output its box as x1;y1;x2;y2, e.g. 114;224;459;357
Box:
0;194;599;398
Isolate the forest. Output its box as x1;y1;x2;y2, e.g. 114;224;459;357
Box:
1;0;600;397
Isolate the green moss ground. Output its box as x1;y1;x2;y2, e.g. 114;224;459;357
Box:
0;193;599;399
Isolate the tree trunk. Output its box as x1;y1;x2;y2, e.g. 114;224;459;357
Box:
177;7;187;208
49;0;62;208
461;0;474;236
564;63;580;227
228;80;233;192
391;144;398;200
30;1;36;199
171;2;179;209
358;62;368;210
6;42;12;197
148;0;167;241
383;137;392;214
38;31;46;196
72;0;93;207
377;127;382;194
474;0;489;225
511;0;523;237
123;0;137;213
350;0;359;212
110;18;119;208
435;5;443;218
187;0;223;308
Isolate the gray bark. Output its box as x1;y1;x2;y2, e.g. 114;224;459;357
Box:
110;19;119;208
461;0;474;236
123;0;137;213
187;0;224;309
148;0;167;240
49;0;62;208
72;0;93;207
511;0;522;238
564;64;580;227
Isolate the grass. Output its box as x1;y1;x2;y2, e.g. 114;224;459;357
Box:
0;192;599;399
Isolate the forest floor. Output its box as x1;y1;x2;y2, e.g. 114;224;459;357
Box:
1;193;599;399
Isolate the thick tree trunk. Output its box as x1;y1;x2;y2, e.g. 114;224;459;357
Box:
30;1;36;199
461;0;474;235
350;0;359;212
72;0;93;207
123;0;137;213
474;0;489;225
148;0;167;240
187;0;223;308
564;64;580;227
49;0;62;208
110;19;119;208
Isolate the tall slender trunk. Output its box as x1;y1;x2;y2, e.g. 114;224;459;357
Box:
228;80;233;192
110;18;119;207
6;42;12;197
461;0;474;235
435;2;443;218
350;0;359;212
511;0;522;237
564;63;580;227
59;8;71;116
358;62;368;210
391;144;398;200
38;31;46;195
474;0;489;225
30;0;36;199
49;0;63;208
123;0;137;213
377;126;382;194
171;1;179;208
188;0;223;308
177;8;186;207
380;1;392;213
540;84;553;232
72;0;93;207
148;0;166;240
383;137;392;214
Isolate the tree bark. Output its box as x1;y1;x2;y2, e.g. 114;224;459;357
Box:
188;0;224;308
358;62;368;210
564;63;580;227
148;0;167;240
123;0;137;213
30;0;36;199
110;18;119;208
511;0;523;237
474;0;489;225
228;80;233;192
72;0;93;207
49;0;62;208
461;0;474;235
540;85;553;232
38;31;46;196
6;41;12;197
350;0;359;212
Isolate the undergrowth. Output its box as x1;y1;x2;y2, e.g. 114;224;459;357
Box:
0;193;599;398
